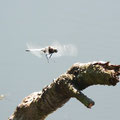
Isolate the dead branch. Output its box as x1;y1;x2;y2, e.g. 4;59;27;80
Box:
8;61;120;120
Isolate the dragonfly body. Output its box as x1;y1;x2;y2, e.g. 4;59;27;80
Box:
41;46;58;62
41;46;58;54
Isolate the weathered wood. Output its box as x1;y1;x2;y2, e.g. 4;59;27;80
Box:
8;61;120;120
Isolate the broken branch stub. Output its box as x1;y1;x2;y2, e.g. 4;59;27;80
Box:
8;61;120;120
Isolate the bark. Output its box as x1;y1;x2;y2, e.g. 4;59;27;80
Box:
8;61;120;120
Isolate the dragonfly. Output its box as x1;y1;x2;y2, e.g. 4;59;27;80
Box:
26;42;77;62
26;46;58;62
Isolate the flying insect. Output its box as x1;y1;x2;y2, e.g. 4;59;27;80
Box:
26;42;77;62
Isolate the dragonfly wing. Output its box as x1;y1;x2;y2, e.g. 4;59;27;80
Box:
51;42;77;57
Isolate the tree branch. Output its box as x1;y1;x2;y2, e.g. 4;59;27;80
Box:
8;61;120;120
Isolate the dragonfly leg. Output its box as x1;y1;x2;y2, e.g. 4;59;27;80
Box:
49;54;53;59
49;54;56;63
45;54;53;63
45;54;49;63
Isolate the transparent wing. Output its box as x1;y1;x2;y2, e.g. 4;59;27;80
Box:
26;43;44;58
51;41;78;58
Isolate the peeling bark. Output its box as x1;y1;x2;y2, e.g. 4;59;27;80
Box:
8;61;120;120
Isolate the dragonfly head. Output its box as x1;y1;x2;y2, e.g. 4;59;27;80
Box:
54;49;58;53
